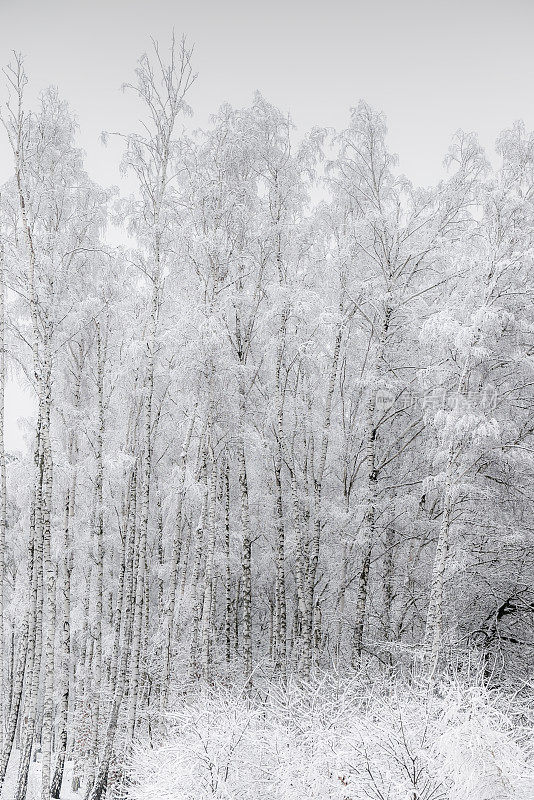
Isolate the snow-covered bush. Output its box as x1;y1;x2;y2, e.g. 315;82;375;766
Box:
128;686;271;799
433;684;534;800
128;676;534;800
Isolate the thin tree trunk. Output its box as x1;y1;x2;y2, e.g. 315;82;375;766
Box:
302;321;342;678
40;338;55;800
352;305;390;665
71;591;91;793
237;421;252;682
0;546;31;790
125;276;157;745
423;455;455;666
160;405;196;709
109;467;136;693
51;360;81;798
16;425;45;800
200;447;217;680
86;476;138;800
224;461;232;665
50;489;72;799
85;323;106;795
189;465;208;679
352;391;377;664
0;244;6;746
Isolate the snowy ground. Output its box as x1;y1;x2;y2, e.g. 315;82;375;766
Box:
1;756;77;800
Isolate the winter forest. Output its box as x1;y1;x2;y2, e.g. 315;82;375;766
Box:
0;28;534;800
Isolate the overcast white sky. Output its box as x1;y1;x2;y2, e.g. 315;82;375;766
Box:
1;0;534;447
2;0;534;186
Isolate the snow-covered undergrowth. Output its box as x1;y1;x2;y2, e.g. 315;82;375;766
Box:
128;676;534;800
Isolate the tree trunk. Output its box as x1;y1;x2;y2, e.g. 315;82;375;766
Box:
200;448;218;680
0;244;6;747
224;461;232;664
237;428;252;683
86;476;137;800
51;361;81;798
40;339;55;800
125;277;157;745
160;405;196;709
50;489;72;799
301;321;342;678
352;392;377;664
85;323;106;794
16;425;45;800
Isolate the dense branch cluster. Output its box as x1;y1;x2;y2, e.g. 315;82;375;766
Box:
0;38;534;799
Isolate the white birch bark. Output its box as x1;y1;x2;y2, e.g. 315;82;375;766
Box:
352;390;377;664
109;465;136;693
160;404;196;708
0;243;6;745
86;475;137;800
40;335;55;800
0;537;32;790
200;445;218;680
301;320;343;678
15;426;45;800
237;398;253;683
125;283;156;744
189;457;208;678
224;460;232;664
51;356;81;798
273;302;288;679
85;322;106;793
352;303;391;664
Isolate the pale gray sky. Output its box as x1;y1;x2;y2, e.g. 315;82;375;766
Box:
1;0;533;448
2;0;533;188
